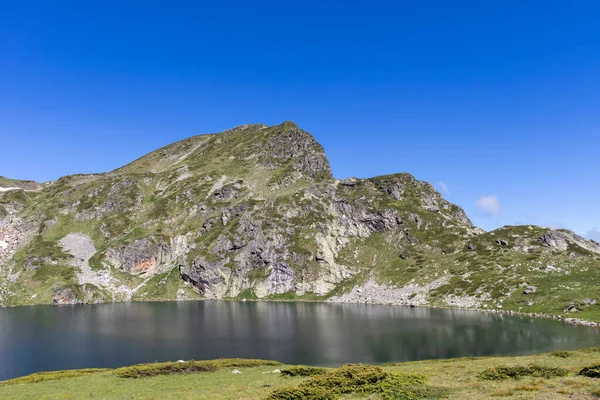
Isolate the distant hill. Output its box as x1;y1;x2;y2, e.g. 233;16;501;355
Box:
0;176;41;191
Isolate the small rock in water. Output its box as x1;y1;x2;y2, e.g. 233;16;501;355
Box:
232;369;242;374
177;360;185;363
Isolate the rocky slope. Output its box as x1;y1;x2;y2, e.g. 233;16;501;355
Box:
1;122;599;321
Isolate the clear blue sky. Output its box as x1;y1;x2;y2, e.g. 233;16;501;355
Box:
1;1;599;239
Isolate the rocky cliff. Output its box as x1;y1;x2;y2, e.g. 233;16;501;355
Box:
1;122;599;320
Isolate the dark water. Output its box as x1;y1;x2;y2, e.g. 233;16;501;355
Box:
0;301;599;380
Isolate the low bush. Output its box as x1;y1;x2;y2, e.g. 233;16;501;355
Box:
579;364;600;378
211;358;282;369
550;350;572;358
0;368;110;385
114;361;216;378
113;358;281;378
479;364;569;380
581;347;600;353
267;386;334;400
301;364;388;394
268;364;446;400
281;366;328;377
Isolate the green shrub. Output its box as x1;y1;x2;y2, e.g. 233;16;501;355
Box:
550;350;572;358
479;365;569;380
267;386;334;400
113;358;281;378
581;347;600;353
300;364;387;394
114;361;215;378
268;364;444;400
579;364;600;378
524;365;569;379
379;373;447;400
0;368;110;385
281;366;328;377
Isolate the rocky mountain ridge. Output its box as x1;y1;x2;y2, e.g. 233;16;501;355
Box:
1;122;599;321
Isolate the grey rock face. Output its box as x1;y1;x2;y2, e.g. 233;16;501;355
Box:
107;238;170;275
566;232;600;254
267;262;296;293
539;230;600;254
340;178;358;186
213;183;241;200
421;193;440;212
386;182;405;200
334;201;400;236
409;213;423;229
263;123;332;179
451;208;471;225
52;287;82;305
539;231;569;251
180;256;227;294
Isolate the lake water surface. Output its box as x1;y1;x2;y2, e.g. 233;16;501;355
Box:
0;301;599;380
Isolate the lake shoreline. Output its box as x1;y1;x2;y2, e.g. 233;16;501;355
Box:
3;297;600;328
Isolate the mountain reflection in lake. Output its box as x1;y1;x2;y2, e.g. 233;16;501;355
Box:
0;301;598;380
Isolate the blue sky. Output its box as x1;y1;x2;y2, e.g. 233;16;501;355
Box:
1;1;599;238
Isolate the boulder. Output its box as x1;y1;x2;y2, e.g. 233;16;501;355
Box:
564;304;579;313
523;286;537;295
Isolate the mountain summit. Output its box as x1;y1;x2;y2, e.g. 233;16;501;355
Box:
1;122;599;320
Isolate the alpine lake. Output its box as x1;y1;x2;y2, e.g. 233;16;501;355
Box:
1;301;599;380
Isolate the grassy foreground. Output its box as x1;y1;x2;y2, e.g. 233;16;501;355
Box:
3;350;600;399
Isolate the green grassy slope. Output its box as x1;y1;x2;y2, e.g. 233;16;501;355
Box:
3;351;600;399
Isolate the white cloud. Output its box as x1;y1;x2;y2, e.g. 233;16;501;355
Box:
587;228;600;242
437;181;449;195
476;195;501;217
